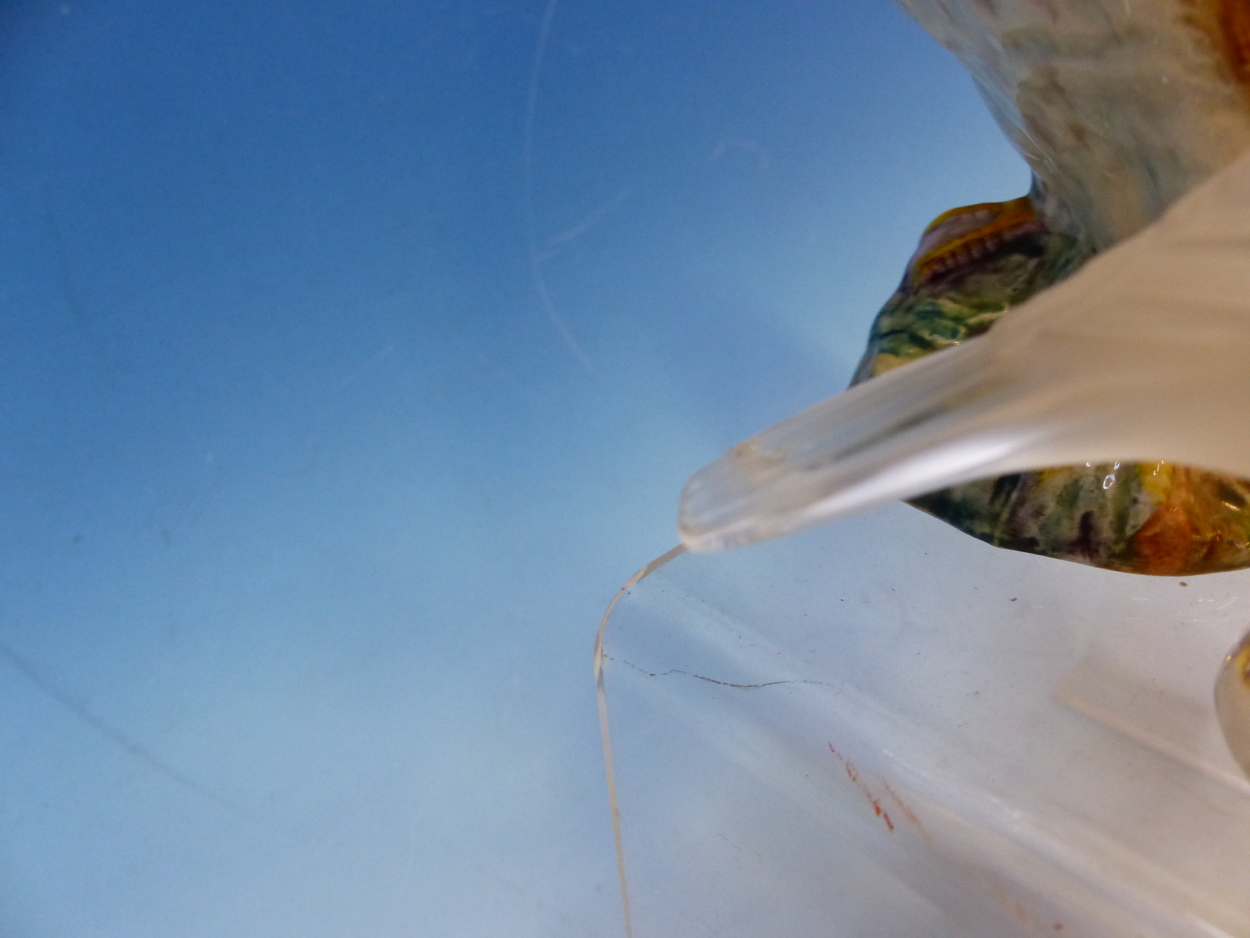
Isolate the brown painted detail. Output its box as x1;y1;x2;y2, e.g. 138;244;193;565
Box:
1182;0;1250;93
1130;466;1250;575
1219;0;1250;86
908;197;1043;286
1132;499;1203;575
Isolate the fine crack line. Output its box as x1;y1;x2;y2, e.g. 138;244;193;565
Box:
603;654;831;690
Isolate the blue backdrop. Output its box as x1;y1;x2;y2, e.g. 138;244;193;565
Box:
0;2;1026;934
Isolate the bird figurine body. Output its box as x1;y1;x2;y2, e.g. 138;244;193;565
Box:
679;0;1250;576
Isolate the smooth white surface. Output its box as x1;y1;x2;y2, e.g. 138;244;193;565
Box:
604;503;1250;937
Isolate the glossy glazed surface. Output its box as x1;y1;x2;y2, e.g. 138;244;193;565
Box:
855;191;1250;575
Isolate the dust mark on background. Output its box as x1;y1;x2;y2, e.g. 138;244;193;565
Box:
40;184;119;379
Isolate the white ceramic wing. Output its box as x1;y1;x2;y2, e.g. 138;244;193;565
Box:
679;149;1250;552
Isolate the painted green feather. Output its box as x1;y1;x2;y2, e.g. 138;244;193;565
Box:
853;188;1250;576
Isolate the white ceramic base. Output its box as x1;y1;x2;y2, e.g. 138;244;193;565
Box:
600;502;1250;937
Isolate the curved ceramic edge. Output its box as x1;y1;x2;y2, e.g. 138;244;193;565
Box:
1215;628;1250;779
593;544;687;938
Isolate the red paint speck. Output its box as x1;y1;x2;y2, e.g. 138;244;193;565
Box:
882;781;921;829
828;743;896;833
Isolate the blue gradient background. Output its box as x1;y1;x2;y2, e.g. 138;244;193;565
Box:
0;2;1027;935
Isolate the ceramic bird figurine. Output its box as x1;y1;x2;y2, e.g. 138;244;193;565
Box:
679;0;1250;577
